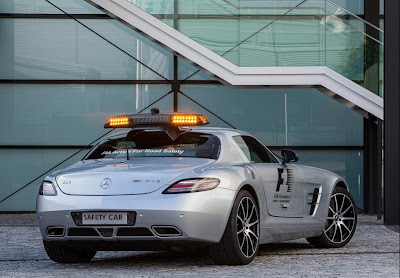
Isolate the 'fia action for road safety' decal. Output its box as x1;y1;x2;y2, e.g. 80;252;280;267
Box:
101;149;185;156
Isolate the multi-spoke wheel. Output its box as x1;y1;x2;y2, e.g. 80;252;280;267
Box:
209;190;260;265
325;192;356;244
307;187;357;248
237;196;259;258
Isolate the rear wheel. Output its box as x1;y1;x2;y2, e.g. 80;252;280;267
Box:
209;190;260;265
43;241;96;263
307;187;357;248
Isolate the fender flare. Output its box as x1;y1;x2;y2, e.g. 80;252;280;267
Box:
330;178;350;195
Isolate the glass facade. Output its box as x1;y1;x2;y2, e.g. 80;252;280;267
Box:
178;85;363;146
0;18;174;80
0;0;368;211
0;84;174;145
0;149;83;211
125;0;384;96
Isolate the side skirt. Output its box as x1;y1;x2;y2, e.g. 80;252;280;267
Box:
259;225;323;244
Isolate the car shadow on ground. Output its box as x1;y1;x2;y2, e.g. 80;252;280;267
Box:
84;241;316;267
258;241;315;254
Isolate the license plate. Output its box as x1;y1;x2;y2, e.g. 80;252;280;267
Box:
82;212;128;225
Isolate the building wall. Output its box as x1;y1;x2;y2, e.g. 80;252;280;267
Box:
0;0;364;211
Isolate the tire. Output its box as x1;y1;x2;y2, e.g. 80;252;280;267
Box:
209;190;260;265
307;187;357;248
43;241;96;263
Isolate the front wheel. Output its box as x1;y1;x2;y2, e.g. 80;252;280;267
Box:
209;190;260;265
307;187;357;248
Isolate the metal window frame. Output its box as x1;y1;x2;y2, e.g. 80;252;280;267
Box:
0;79;221;85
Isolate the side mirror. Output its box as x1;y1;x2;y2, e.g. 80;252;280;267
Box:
281;149;298;164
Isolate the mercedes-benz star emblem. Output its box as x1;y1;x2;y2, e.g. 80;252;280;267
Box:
100;178;112;189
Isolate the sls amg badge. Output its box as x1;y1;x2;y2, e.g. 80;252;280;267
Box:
132;179;160;183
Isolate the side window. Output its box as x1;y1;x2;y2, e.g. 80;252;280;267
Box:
233;136;278;163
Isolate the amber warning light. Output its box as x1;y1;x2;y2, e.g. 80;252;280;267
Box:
104;113;209;128
106;116;130;128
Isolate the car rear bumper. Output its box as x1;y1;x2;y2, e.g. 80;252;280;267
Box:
36;187;236;246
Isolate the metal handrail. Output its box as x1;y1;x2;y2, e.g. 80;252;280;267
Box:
221;0;383;33
324;8;383;45
216;0;384;53
326;0;383;33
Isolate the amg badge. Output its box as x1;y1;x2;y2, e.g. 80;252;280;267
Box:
132;179;160;183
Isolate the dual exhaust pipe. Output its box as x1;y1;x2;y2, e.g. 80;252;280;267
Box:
46;226;65;237
151;226;182;237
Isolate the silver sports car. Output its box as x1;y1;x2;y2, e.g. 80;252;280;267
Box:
37;111;357;265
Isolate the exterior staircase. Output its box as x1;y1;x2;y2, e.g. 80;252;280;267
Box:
86;0;383;119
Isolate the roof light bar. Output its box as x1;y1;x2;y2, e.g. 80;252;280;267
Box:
104;113;209;128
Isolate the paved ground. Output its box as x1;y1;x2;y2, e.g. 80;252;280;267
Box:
0;214;398;277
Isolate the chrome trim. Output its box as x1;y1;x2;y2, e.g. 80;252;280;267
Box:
46;226;65;237
151;226;183;237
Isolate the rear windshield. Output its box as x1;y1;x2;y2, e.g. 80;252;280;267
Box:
85;131;220;160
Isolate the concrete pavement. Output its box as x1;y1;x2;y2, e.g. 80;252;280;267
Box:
0;214;398;277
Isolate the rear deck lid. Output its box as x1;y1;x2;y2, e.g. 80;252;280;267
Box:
55;157;214;196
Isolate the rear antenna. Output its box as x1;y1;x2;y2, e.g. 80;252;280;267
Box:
125;143;130;160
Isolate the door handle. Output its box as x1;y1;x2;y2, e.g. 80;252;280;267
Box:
280;203;291;209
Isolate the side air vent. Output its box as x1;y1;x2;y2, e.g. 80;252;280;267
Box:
68;228;99;237
152;226;182;237
308;188;321;215
117;227;154;237
287;169;294;193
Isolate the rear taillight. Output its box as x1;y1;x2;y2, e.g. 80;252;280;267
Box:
39;181;57;196
163;178;220;194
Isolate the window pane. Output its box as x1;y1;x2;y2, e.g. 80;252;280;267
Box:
0;0;105;14
127;0;174;14
178;19;239;57
86;132;221;160
179;85;287;145
233;136;275;163
232;136;252;161
326;18;366;84
0;84;173;145
291;149;364;209
179;85;363;146
0;148;83;211
234;15;325;67
177;58;215;81
332;0;364;15
286;90;363;146
178;0;236;15
0;18;173;80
